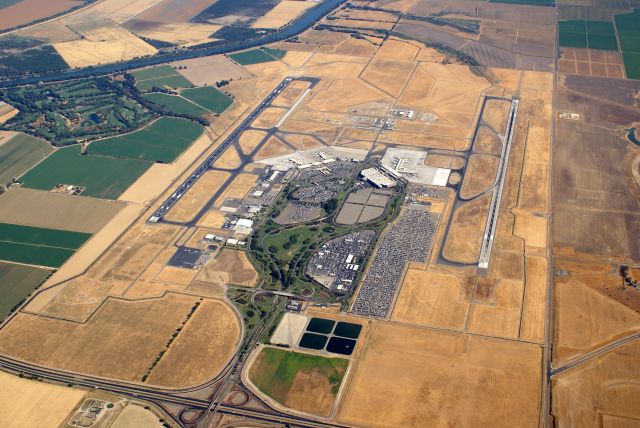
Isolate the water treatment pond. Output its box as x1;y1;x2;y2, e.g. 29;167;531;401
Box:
333;322;362;339
306;317;335;334
299;333;328;350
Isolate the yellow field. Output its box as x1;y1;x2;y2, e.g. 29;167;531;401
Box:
442;194;491;264
196;249;259;287
360;58;415;98
338;322;542;428
0;371;86;428
146;299;240;387
164;170;230;223
213;145;242;169
133;23;222;47
238;130;267;155
252;1;315;29
111;404;163;428
54;21;157;68
254;136;295;161
214;173;257;206
459;154;499;199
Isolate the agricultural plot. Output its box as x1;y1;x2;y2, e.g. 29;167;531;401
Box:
489;0;554;5
19;146;152;199
0;0;83;31
0;262;50;320
131;65;194;91
229;48;286;65
0;133;53;186
0;222;91;268
0;77;155;145
614;8;640;79
180;87;233;113
558;20;618;51
248;347;349;417
88;117;203;163
143;93;209;117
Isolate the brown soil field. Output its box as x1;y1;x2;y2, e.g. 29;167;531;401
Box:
252;1;315;29
63;0;163;25
326;18;395;31
0;0;81;31
514;211;547;249
271;81;311;108
0;371;86;428
0;293;201;382
558;48;625;79
254;136;295;161
375;38;419;60
338;322;542;428
171;55;251;86
459;154;499;199
297;58;366;79
474;126;502;155
54;21;157;68
129;22;221;47
238;130;267;155
145;299;240;387
519;255;548;343
164;170;230;223
213;145;242;169
280;50;313;68
131;0;215;24
0;188;124;233
111;404;163;428
442;193;491;264
251;107;287;129
333;9;398;23
360;59;415;98
197;210;227;228
196;249;258;287
482;99;512;135
552;340;640;426
391;268;469;329
306;78;390;113
214;173;257;206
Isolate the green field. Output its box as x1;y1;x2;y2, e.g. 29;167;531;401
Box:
229;47;286;65
489;0;554;5
20;145;152;199
0;133;53;186
0;0;21;10
0;262;50;320
559;20;619;51
249;348;348;402
615;8;640;79
143;93;209;117
132;66;193;91
180;86;233;113
88;117;203;163
0;223;91;268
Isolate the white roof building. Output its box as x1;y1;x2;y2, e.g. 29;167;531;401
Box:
360;168;396;188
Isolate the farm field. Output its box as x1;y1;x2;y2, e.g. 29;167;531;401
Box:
196;249;259;288
0;0;82;31
0;370;86;428
180;86;233;114
0;262;50;320
131;65;194;91
88;117;203;163
170;55;252;86
229;48;286;65
489;0;554;4
614;8;640;79
252;1;316;29
143;92;209;117
248;346;349;417
0;133;53;186
558;20;618;51
19;146;152;199
0;222;91;268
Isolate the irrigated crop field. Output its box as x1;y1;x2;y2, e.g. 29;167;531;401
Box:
132;65;194;91
88;117;203;163
0;262;50;320
248;346;349;417
0;133;53;186
19;146;152;200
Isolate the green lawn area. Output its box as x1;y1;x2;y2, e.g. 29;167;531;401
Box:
180;86;233;114
559;20;619;51
0;133;53;186
0;223;91;268
489;0;554;5
143;93;210;117
88;117;203;163
263;226;320;264
249;347;348;402
615;8;640;79
132;66;193;92
19;145;152;199
0;262;50;319
229;47;286;65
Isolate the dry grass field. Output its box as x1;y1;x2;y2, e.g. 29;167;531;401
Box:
338;322;542;428
146;299;240;387
0;293;201;382
213;146;242;169
171;56;252;86
214;173;257;206
196;249;259;287
254;136;295;161
54;21;157;68
111;404;163;428
129;22;222;47
459;154;499;199
360;59;415;98
63;0;163;25
252;1;315;29
164;170;230;223
238;130;268;155
552;340;640;427
251;107;287;129
0;371;86;428
442;194;491;264
0;188;124;233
